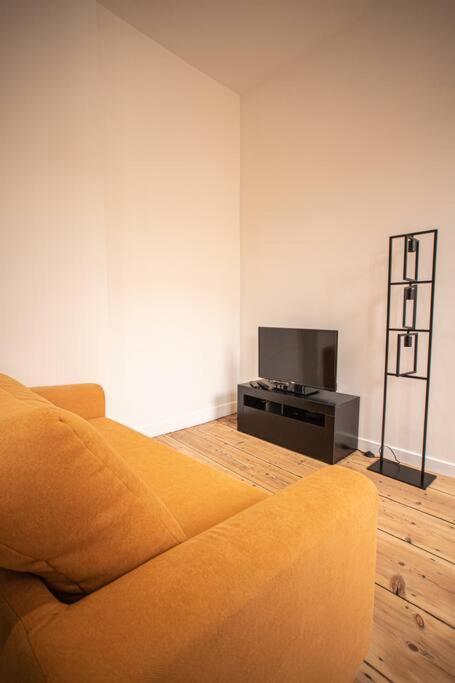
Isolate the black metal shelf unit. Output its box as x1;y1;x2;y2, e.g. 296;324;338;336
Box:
368;229;438;489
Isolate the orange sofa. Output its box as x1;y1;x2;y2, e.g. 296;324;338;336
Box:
0;374;377;682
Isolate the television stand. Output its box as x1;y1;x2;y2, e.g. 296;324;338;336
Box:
237;382;359;465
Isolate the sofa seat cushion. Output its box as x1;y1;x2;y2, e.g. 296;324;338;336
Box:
0;374;186;602
89;418;270;538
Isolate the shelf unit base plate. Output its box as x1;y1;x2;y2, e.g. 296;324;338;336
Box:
367;459;436;489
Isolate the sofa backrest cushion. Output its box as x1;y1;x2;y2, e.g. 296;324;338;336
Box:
0;374;186;601
0;373;53;411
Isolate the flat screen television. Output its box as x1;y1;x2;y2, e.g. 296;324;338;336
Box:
258;327;338;392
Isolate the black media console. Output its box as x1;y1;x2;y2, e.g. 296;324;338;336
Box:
237;383;360;465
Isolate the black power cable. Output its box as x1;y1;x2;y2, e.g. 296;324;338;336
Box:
379;444;401;465
359;444;401;465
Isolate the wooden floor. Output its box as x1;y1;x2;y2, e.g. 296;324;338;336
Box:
157;414;455;683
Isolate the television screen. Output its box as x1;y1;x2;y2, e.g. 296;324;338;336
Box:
258;327;338;391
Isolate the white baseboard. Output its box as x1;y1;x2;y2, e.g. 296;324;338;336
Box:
358;436;455;478
129;401;454;479
138;400;237;438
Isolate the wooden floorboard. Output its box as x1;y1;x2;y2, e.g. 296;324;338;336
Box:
355;660;391;682
341;458;455;524
156;414;455;683
375;531;454;628
368;586;455;682
347;453;455;498
157;433;259;487
376;497;454;564
168;427;299;492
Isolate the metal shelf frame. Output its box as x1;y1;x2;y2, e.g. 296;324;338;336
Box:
368;229;438;489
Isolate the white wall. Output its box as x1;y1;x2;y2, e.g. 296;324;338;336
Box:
0;0;240;434
241;0;455;475
2;0;453;470
0;0;109;388
97;5;240;433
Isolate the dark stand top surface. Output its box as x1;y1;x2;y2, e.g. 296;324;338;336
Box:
239;382;358;406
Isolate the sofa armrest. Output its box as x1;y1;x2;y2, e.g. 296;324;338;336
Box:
26;467;377;683
31;383;105;419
